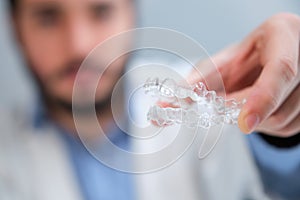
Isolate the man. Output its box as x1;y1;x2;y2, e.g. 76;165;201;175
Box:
1;0;299;199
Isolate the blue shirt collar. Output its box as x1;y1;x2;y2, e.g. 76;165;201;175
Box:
32;97;130;147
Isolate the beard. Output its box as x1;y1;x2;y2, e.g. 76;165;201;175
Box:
50;91;113;116
25;56;128;118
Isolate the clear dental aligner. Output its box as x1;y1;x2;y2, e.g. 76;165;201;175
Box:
144;78;246;128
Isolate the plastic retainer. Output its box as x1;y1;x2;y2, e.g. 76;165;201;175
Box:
144;78;246;128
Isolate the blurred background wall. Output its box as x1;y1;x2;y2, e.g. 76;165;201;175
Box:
0;0;300;107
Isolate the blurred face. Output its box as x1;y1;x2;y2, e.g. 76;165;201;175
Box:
14;0;135;108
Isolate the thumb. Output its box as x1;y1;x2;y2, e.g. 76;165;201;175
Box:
237;61;296;133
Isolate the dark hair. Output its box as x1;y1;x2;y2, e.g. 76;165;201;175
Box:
8;0;17;12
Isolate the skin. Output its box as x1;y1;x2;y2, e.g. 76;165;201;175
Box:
13;0;135;134
188;13;300;137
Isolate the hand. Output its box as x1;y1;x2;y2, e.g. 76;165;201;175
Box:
188;13;300;137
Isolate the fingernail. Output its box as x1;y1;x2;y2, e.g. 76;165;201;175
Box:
245;114;260;133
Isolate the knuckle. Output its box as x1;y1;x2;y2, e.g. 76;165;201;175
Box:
258;115;299;137
278;55;297;83
268;114;287;130
259;122;294;137
265;13;300;32
280;127;298;137
263;92;279;112
281;116;300;137
271;13;300;24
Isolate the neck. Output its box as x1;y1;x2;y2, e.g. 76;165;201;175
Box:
46;98;114;140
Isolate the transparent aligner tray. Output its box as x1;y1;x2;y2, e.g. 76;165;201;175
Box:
144;78;246;128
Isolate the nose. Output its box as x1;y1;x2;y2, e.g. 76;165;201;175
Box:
64;19;97;59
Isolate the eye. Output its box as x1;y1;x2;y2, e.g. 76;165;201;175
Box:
91;4;114;22
33;7;60;27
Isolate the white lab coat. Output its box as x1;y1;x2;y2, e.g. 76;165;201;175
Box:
0;104;270;200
